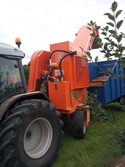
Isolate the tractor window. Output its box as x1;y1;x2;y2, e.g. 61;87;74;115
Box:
0;56;23;102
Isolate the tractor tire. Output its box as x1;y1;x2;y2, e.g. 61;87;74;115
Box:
119;95;125;105
71;109;87;139
0;99;63;167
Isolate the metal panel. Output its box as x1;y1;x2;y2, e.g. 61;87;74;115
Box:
0;91;50;120
0;43;25;58
89;60;125;105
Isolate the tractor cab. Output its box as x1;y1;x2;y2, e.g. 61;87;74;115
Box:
0;43;27;102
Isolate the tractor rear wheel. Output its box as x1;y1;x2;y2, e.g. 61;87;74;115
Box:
0;99;63;167
71;109;87;139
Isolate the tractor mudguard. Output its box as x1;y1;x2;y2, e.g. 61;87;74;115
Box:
0;91;50;120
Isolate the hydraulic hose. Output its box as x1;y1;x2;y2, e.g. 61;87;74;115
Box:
59;51;76;81
49;50;72;75
49;50;71;63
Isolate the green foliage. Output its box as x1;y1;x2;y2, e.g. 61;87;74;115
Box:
23;65;30;84
54;106;125;167
95;56;98;62
112;1;117;12
73;91;114;122
87;1;125;66
115;130;125;155
88;92;114;122
86;0;125;156
116;10;122;18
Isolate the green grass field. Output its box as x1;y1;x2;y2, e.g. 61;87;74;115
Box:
53;103;125;167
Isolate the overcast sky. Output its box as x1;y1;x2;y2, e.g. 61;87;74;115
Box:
0;0;125;64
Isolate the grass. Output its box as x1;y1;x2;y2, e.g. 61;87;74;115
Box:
53;103;125;167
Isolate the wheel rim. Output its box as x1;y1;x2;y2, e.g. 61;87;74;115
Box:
83;125;86;134
23;118;53;159
83;112;87;135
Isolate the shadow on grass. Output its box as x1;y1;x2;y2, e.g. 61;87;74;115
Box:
104;102;125;112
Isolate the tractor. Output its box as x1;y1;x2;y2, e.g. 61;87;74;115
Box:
0;41;63;167
0;25;98;167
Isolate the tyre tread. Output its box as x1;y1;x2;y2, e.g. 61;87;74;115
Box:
0;99;63;167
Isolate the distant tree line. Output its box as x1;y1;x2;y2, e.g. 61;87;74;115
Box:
23;65;29;84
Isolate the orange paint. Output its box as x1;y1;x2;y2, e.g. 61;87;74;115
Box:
28;50;50;92
50;62;59;68
48;81;71;110
28;25;98;126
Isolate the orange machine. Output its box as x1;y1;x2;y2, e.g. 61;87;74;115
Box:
28;25;98;139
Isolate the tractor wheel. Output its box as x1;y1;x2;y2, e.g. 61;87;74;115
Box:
119;96;125;105
71;109;87;139
0;99;63;167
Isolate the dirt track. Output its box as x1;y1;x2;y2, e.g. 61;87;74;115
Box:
109;155;125;167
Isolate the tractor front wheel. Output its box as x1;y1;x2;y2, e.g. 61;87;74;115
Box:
0;99;63;167
71;109;87;139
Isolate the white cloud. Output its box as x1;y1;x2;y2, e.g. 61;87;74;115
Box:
0;0;125;64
